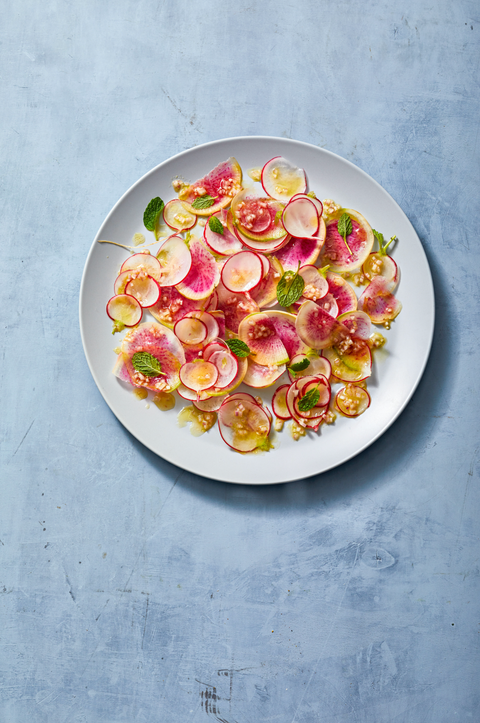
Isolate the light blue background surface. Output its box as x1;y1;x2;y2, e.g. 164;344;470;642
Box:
1;1;479;721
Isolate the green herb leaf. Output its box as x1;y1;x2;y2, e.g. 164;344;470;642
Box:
276;269;305;307
337;212;353;255
132;351;165;377
143;197;165;232
226;338;251;358
288;358;311;373
373;229;397;255
298;386;320;412
192;194;216;210
208;216;224;235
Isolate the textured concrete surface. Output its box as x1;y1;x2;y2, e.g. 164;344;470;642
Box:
1;1;479;721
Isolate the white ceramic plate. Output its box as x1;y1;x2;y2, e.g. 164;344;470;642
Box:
80;137;434;485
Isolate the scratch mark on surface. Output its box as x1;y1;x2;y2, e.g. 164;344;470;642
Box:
454;448;477;550
12;419;35;456
141;596;149;649
95;598;110;622
160;86;189;119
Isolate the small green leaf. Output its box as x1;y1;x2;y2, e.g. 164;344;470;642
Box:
277;269;305;307
143;197;165;232
226;338;251;358
288;358;311;373
192;195;216;210
373;229;397;255
337;212;353;255
298;386;320;412
208;216;224;235
132;351;165;377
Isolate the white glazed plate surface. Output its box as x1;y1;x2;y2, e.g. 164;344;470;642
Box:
80;137;435;485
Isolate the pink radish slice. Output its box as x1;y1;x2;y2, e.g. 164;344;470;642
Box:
287;353;331;383
358;276;402;324
209;350;239;388
221;251;264;293
179;361;219;392
210;310;226;338
261;156;307;202
362;252;399;286
286;377;328;421
207;357;249;397
112;353;132;383
204;209;243;256
106;294;142;326
295;300;348;350
203;339;229;361
156;235;192;287
313;293;339;318
299;265;329;301
273;230;325;271
193;396;225;412
162;199;196;231
301;376;331;408
238;313;289;366
272;384;292;420
182;310;219;344
221;392;259;407
176;237;220;300
174;317;208;345
150;287;205;328
243;358;286;388
177;384;210;401
205;290;218;312
258;253;270;278
326;272;358;315
125;275;160;308
338;311;371;340
335;385;371;417
263;310;310;359
216;281;260;333
120;253;162;282
218;398;271;453
122;322;185;392
320;209;374;272
231;190;285;240
282;197;319;238
323;341;372;383
233;224;290;253
290;193;323;217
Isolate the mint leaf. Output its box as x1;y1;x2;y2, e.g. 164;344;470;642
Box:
226;338;251;358
208;216;224;234
298;386;320;412
288;358;311;373
143;197;164;232
192;194;216;210
132;351;165;377
277;269;305;307
373;229;397;255
337;212;353;255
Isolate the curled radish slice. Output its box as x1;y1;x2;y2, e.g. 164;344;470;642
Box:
298;265;328;301
163;199;196;231
209;350;239;389
203;339;229;360
288;353;331;383
272;384;292;420
362;252;399;286
156;235;192;287
261;156;307;202
250;256;283;309
258;253;270;278
179;361;219;392
338;311;371;340
221;251;264;293
174;317;208;345
204;209;243;256
176;237;220;300
326;272;358;315
150;286;205;329
282;197;320;238
295;300;348;349
216;281;260;334
106;294;142;326
125;275;160;308
358;277;402;324
177;384;210;401
218;398;271;453
120;253;162;282
335;384;371;417
193;396;225;412
243;358;286;388
290;193;323;217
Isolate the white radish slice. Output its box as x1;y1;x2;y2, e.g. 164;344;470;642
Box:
218;398;271;453
182;310;219;344
298;265;328;301
295;300;347;349
208;350;239;388
179;361;218;392
204;209;243;256
243;358;286;388
233;224;290;253
272;384;292;420
174;317;208;345
261;156;307;202
287;353;331;383
290;193;323;217
203;339;229;360
177;384;210;401
357;276;402;324
282;197;319;238
124;275;160;308
221;251;264;293
156;235;192;287
221;392;259;407
163;199;196;231
120;253;162;282
114;268;148;295
106;294;142;326
193;396;225;412
338;311;371;340
257;253;270;278
362;252;399;286
335;385;371;417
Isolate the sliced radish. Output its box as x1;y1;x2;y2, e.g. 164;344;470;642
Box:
121;322;185;392
313;293;339;318
112;353;131;383
216;281;260;333
182;310;219;344
243;358;286;388
218;397;271;453
221;251;264;293
156;235;192;287
326;272;358;315
221;392;259;407
163;199;196;231
250;256;283;309
205;289;218;312
238;313;289;366
203;209;243;256
106;294;142;326
261;156;307;202
176;237;220;300
258;253;270;278
193;396;225;412
273;226;325;271
286;376;330;422
262;310;310;359
295;300;348;350
362;252;399;286
358;277;402;324
125;275;160;308
287;353;331;383
337;311;371;340
272;384;292;420
203;339;229;361
233;224;290;253
323;341;372;383
208;350;239;388
120;253;162;282
179;361;219;392
320;209;374;273
114;268;150;295
282;197;319;238
335;384;371;417
174;317;208;345
177;384;210;401
178;157;242;217
210;310;226;338
231;189;285;241
150;286;205;328
290;193;323;217
207;357;248;396
298;265;328;301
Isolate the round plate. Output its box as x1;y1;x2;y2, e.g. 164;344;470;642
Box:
80;137;434;485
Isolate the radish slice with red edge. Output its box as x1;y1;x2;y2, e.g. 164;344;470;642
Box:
208;350;238;389
261;156;307;202
114;268;150;295
221;392;259;407
323;341;372;383
124;275;160;308
156;235;192;287
358;277;402;324
290;193;323;217
282;197;319;238
233;224;290;253
176;237;220;300
221;251;264;293
179;361;219;392
203;339;229;360
177;384;210;401
106;294;142;326
272;384;292;420
273;227;325;271
335;384;371;417
337;311;371;340
286;376;330;421
120;253;162;282
313;293;339;318
243;358;286;388
362;252;399;287
287;353;331;383
193;396;225;412
163;199;196;231
218;398;271;453
326;272;358;315
298;265;328;301
204;209;243;256
182;310;219;344
174;317;208;345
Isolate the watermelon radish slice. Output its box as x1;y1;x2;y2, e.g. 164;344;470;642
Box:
120;253;162;282
221;251;264;293
176;237;220;300
287;353;331;383
218;397;271;453
262;310;310;359
261;156;307;202
337;311;371;340
179;361;218;392
311;293;339;318
320;209;374;272
273;226;325;271
362;252;399;286
178;157;242;216
358;276;402;324
163;199;196;231
122;322;185;392
231;189;285;241
272;385;292;420
156;235;192;286
323;340;372;383
243;358;286;388
174;317;208;345
250;256;283;309
335;384;371;417
203;209;243;256
208;350;239;389
216;281;260;333
282;197;319;238
326;272;358;315
106;294;142;326
238;313;289;366
112;353;132;383
298;265;329;301
295;300;348;350
125;275;160;308
150;286;205;328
